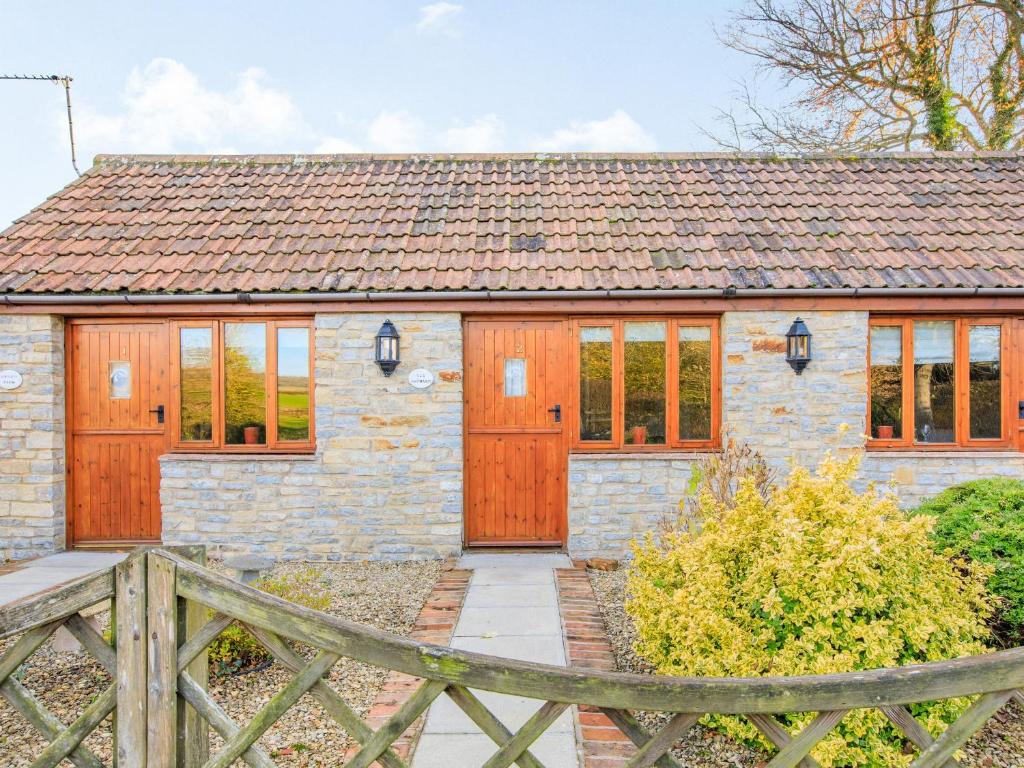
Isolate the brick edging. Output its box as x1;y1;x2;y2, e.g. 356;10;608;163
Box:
555;568;637;767
343;565;471;763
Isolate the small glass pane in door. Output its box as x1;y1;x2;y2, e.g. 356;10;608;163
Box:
504;358;527;397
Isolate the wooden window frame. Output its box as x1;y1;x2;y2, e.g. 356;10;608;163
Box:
570;316;721;452
867;316;1014;451
170;318;315;453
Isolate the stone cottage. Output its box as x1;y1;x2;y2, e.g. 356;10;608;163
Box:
1;153;1023;562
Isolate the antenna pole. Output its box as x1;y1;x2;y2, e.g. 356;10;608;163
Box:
0;73;81;176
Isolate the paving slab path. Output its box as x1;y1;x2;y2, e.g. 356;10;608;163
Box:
0;551;127;606
412;552;581;768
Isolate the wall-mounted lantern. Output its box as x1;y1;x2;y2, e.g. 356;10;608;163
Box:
785;317;812;375
375;319;401;376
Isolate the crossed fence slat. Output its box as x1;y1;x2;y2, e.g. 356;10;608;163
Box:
2;546;1024;768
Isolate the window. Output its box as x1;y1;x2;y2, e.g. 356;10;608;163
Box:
868;317;1008;448
573;318;719;450
171;319;314;451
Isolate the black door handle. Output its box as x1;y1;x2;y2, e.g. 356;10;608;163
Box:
149;405;165;424
547;404;561;423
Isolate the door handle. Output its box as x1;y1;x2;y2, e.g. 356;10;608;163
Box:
149;405;165;424
547;404;561;423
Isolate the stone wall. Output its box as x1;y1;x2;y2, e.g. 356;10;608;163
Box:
159;312;464;561
0;315;65;560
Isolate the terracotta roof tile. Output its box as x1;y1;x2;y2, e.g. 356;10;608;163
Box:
2;153;1024;294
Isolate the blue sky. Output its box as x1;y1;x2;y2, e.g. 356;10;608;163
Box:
0;1;767;227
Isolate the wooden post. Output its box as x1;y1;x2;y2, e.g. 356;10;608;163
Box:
147;552;178;767
172;547;210;768
115;549;148;767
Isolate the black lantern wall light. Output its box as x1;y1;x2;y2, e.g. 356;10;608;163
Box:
375;319;401;376
785;317;812;375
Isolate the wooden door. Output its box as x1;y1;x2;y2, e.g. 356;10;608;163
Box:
68;321;169;545
464;319;568;546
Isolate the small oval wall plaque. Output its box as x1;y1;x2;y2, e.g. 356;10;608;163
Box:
0;370;23;390
408;368;434;389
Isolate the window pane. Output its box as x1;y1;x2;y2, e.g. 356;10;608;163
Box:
108;361;131;400
969;325;1001;440
179;328;213;441
504;358;527;397
678;325;712;440
869;326;903;440
579;327;612;441
277;327;310;442
225;323;267;445
624;322;666;445
913;321;955;443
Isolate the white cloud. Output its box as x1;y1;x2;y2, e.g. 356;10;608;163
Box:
76;58;311;153
439;114;505;152
536;110;657;152
314;135;361;153
416;2;462;35
365;110;424;152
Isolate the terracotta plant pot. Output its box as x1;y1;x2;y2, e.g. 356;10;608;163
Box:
630;425;648;445
243;426;261;445
876;425;894;440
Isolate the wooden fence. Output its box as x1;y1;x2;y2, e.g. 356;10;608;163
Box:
2;547;1024;768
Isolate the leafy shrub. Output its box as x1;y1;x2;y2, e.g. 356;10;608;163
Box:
914;477;1024;647
208;566;330;675
627;451;993;767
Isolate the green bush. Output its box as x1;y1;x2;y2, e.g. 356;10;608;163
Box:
914;477;1024;647
208;566;330;676
627;451;993;767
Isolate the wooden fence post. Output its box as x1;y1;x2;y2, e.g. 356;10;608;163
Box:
147;551;178;767
171;546;210;768
115;549;148;768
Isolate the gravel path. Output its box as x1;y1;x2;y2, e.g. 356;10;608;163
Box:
588;568;1024;768
1;559;440;767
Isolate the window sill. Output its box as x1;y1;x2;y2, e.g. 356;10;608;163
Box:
570;450;717;461
162;452;318;462
864;448;1021;458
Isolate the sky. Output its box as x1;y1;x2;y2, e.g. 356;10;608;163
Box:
0;1;770;228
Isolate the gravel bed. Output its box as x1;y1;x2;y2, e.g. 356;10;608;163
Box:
589;568;1024;768
1;559;441;767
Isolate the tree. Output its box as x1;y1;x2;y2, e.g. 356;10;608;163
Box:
715;0;1024;151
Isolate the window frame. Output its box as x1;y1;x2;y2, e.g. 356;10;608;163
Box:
570;316;721;452
170;317;315;453
867;316;1013;450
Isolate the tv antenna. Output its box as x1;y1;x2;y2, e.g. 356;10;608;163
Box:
0;73;81;176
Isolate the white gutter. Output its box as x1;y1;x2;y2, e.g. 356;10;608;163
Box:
4;287;1024;306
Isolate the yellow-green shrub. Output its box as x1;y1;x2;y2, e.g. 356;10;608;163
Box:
208;566;330;675
627;451;993;767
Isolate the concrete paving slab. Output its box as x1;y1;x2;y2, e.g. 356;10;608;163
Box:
461;584;557;609
23;552;127;569
424;690;575;734
413;731;579;768
452;635;566;665
454;605;562;638
468;568;555;587
0;583;53;604
458;553;572;570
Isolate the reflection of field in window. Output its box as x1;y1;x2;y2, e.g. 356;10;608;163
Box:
225;323;267;444
277;327;310;441
579;327;612;441
624;322;665;445
678;326;711;440
179;327;213;441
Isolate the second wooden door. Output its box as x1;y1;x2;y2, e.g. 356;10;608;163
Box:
464;319;568;546
68;320;169;545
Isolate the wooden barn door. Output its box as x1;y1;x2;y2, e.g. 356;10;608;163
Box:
464;319;568;546
68;320;169;545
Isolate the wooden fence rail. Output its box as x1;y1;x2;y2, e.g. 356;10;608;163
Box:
2;546;1023;768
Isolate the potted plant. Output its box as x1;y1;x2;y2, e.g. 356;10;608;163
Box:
875;424;895;440
243;425;261;445
630;425;648;445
